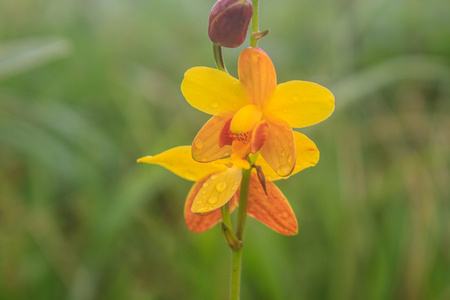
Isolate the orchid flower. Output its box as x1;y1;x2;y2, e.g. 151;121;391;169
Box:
138;129;319;235
181;47;334;176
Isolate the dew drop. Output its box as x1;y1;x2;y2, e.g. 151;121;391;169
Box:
211;101;219;109
232;183;239;190
201;190;207;194
208;197;218;204
196;200;203;205
203;181;210;187
281;150;287;157
210;174;218;180
194;138;204;149
281;211;289;218
216;181;227;192
287;154;293;164
277;165;291;176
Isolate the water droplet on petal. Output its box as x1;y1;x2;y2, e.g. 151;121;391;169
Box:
195;138;204;149
287;154;293;164
281;150;286;157
211;101;219;109
210;174;218;180
277;165;292;176
201;190;207;194
203;181;210;187
216;181;227;192
196;200;203;205
281;211;289;218
208;197;218;204
232;183;239;190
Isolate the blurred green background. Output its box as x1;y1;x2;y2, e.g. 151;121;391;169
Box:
1;0;449;299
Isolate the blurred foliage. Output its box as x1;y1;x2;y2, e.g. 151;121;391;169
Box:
0;0;449;299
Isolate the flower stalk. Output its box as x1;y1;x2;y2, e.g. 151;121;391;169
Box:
229;166;252;300
213;43;228;73
249;0;259;47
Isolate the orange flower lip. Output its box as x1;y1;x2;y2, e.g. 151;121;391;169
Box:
181;47;335;176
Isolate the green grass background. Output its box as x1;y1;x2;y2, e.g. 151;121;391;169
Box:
1;0;449;299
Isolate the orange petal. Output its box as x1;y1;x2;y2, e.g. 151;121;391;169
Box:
250;120;268;153
193;114;233;162
238;47;277;108
259;121;296;177
185;176;238;233
246;174;298;235
256;131;320;181
191;168;242;214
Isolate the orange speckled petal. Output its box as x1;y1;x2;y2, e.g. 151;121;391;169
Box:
259;121;296;177
246;174;298;235
256;131;320;181
185;176;238;233
192;114;233;163
238;47;277;108
191;168;242;214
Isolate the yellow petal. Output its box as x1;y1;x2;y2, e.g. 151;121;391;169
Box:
256;131;320;181
181;67;250;115
192;114;233;163
246;174;298;235
238;47;277;108
137;146;227;182
259;121;296;177
184;177;238;233
264;80;335;128
191;168;242;214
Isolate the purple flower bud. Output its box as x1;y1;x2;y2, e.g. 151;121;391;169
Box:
208;0;253;48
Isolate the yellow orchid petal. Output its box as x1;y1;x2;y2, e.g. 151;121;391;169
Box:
246;174;298;235
191;168;242;214
257;131;320;181
137;146;227;182
181;67;250;115
184;177;238;233
192;114;233;163
238;47;277;108
259;121;296;177
230;104;262;134
264;80;335;128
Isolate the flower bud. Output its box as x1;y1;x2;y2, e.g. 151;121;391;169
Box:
208;0;253;48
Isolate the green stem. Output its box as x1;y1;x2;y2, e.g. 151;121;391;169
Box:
249;0;260;47
221;202;234;232
235;168;251;241
213;43;227;72
230;167;252;300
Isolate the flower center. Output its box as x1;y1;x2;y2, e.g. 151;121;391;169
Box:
230;104;262;134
